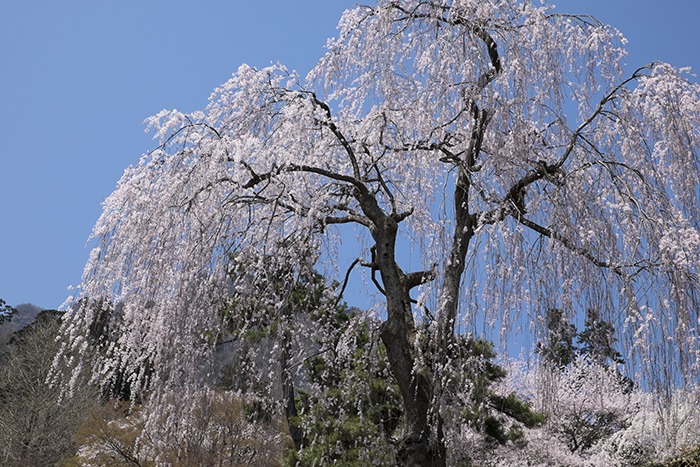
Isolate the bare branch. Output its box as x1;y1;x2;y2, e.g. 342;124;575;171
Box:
334;258;362;307
240;161;368;195
403;266;437;291
392;208;414;223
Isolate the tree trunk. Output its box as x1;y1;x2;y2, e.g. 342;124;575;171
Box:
372;214;447;467
438;166;475;360
280;323;304;451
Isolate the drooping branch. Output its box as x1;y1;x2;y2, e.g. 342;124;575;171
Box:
471;157;635;277
475;65;663;276
389;2;500;175
515;215;624;275
391;3;502;79
324;214;373;228
554;63;657;170
237;158;378;230
240;161;365;192
478;160;565;226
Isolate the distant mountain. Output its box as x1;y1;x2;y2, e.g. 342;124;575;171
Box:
0;303;43;354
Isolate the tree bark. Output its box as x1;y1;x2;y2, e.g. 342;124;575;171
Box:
280;322;304;451
438;166;475;356
367;209;446;466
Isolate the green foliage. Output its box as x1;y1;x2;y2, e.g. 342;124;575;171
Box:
578;308;625;366
216;256;338;395
536;307;625;369
0;298;16;325
218;250;330;342
564;408;627;453
535;308;578;367
218;252;353;456
218;253;543;464
289;317;400;467
293;325;544;466
452;336;544;446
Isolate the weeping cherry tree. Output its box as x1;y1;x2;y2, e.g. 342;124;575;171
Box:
54;1;700;465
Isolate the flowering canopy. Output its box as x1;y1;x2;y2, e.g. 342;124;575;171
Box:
55;0;700;463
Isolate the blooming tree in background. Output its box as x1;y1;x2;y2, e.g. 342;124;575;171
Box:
54;0;700;465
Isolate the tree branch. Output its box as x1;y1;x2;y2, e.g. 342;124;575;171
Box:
324;214;373;228
392;208;414;223
334;258;362;307
309;92;363;182
554;63;657;170
240;160;368;195
403;267;437;291
515;214;623;275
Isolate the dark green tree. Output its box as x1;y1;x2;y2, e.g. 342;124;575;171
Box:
578;308;625;367
290;321;544;467
288;313;401;467
535;308;578;368
0;298;16;325
535;307;633;454
536;307;625;369
446;336;544;453
217;245;340;453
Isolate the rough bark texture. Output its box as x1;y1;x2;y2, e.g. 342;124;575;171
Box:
357;192;446;465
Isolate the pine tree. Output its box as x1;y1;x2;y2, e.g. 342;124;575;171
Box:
536;307;634;453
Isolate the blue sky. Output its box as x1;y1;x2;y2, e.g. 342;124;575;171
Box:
1;0;699;310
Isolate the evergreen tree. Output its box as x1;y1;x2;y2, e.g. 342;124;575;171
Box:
216;247;342;453
535;308;578;368
578;308;625;367
289;315;401;467
0;298;16;325
453;336;545;446
535;307;633;454
537;307;625;369
290;319;544;466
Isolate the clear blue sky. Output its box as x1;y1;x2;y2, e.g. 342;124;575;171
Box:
1;1;699;310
